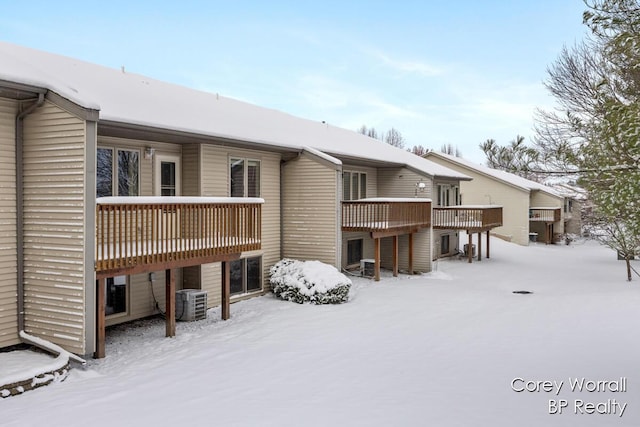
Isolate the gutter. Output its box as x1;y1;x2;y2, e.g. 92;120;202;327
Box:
16;93;45;333
14;93;87;365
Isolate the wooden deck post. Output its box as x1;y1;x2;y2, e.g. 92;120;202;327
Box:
222;260;231;320
477;232;482;261
165;269;175;338
408;233;414;275
467;232;472;263
486;230;491;259
94;278;106;359
374;237;381;281
392;235;398;277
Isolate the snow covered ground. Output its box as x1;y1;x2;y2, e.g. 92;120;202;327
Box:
2;236;639;426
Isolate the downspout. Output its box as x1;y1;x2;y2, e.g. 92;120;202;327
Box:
16;93;45;333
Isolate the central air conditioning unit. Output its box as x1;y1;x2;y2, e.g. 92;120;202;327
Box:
175;289;208;321
463;244;476;257
360;259;375;277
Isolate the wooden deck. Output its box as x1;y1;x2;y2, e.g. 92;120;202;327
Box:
529;207;561;222
433;206;503;231
433;205;503;264
94;197;263;358
342;199;431;281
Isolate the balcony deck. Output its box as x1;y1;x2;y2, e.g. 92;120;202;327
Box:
342;198;431;237
529;207;561;222
94;196;263;359
96;197;263;278
433;205;503;231
341;198;431;281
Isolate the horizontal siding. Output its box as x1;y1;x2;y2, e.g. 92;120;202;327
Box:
200;144;281;307
22;101;87;354
0;97;18;348
98;136;184;325
530;191;565;234
282;154;338;266
426;155;532;246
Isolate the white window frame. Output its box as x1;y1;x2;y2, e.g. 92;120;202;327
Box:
343;170;367;201
229;157;261;197
97;146;141;197
154;154;181;196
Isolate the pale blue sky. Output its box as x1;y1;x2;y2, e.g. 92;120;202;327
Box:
2;1;588;162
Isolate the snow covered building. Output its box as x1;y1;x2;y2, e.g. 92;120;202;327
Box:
0;42;468;358
425;152;565;246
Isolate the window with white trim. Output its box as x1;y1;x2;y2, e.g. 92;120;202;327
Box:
230;158;261;197
97;147;140;197
436;184;459;207
343;171;367;200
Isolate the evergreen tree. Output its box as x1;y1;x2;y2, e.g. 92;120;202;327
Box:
535;0;640;280
479;135;540;180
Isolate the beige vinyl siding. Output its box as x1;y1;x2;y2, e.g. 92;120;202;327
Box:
198;144;281;307
433;230;459;259
530;190;565;234
342;232;374;267
182;144;201;197
377;168;433;200
426;155;532;246
282;153;338;266
377;167;432;272
460;176;530;245
341;165;377;267
21;101;87;354
0;98;18;348
380;229;431;273
98;137;183;326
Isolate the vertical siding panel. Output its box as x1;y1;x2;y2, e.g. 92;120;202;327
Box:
0;98;18;348
22;101;86;354
282;154;338;266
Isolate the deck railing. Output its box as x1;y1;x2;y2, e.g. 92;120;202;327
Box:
433;206;503;230
529;207;561;222
341;199;431;233
96;197;263;274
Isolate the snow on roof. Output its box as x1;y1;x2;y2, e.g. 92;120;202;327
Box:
426;151;563;198
0;41;468;181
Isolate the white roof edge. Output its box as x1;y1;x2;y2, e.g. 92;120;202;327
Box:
302;146;342;166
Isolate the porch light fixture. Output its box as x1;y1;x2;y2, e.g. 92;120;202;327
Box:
144;147;155;160
415;180;426;197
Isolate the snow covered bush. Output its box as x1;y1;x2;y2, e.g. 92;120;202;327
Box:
270;259;352;304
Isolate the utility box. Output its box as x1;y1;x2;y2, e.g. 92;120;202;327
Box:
175;289;208;321
463;244;476;257
360;259;375;277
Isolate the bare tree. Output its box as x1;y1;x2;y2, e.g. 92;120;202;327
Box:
409;145;428;156
535;0;640;280
384;127;405;149
440;143;462;157
357;125;381;140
